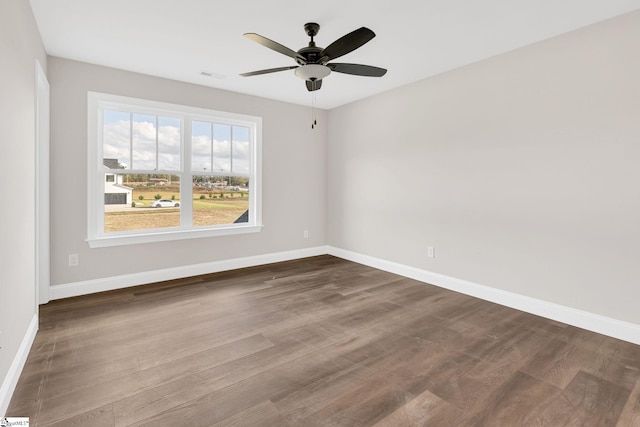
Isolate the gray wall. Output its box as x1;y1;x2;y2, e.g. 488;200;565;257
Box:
0;0;47;398
48;58;327;285
327;10;640;325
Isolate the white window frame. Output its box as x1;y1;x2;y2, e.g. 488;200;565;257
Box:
87;92;262;248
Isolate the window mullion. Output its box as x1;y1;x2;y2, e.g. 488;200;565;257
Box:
181;116;193;227
210;122;213;174
155;115;159;171
129;112;133;170
230;125;234;173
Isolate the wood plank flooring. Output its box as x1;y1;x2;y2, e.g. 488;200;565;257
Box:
7;255;640;426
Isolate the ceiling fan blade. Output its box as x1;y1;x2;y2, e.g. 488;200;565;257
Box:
240;66;298;77
306;79;322;92
328;63;387;77
243;33;306;63
320;27;375;62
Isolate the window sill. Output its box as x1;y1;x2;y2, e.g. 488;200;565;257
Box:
87;224;263;248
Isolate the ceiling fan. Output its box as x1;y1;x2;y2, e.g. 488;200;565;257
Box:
240;22;387;92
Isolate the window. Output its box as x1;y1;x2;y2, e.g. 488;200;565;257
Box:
88;92;262;247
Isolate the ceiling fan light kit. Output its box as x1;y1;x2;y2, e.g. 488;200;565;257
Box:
294;64;331;81
240;22;387;92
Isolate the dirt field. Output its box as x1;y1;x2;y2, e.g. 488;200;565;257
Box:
104;197;248;232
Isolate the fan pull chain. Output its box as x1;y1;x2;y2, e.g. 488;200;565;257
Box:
311;92;318;129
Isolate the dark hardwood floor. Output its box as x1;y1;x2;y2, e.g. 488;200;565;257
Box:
7;255;640;426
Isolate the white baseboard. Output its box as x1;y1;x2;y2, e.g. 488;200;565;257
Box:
47;244;640;345
49;246;330;301
328;246;640;346
0;313;38;417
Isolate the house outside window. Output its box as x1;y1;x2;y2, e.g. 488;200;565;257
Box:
87;92;262;248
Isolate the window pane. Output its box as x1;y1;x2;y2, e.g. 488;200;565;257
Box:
213;124;231;173
192;120;212;172
232;125;250;173
104;173;181;233
158;117;181;170
103;110;130;169
132;114;157;170
192;175;249;226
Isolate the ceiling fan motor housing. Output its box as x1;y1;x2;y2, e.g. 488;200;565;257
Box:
296;46;324;65
297;23;324;65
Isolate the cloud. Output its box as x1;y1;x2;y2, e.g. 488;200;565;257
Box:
103;119;131;163
104;118;181;170
103;115;249;173
232;141;250;173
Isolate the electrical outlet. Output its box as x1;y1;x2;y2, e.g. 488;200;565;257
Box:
68;254;79;267
427;246;435;258
303;230;309;239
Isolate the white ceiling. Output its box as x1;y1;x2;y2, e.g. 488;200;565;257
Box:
30;0;640;109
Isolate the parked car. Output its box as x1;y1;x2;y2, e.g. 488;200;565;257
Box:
151;199;180;208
